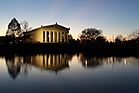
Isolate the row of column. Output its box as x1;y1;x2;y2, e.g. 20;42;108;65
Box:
43;31;68;43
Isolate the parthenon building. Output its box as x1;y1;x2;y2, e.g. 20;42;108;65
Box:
25;23;70;43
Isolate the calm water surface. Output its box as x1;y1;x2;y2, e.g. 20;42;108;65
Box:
0;53;139;93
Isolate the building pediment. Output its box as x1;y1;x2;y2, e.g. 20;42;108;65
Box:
27;23;70;33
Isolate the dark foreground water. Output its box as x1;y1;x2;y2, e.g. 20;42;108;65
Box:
0;53;139;93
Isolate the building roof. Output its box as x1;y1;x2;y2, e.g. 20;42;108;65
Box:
26;23;70;34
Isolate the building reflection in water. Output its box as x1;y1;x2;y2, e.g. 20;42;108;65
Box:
5;54;72;79
24;54;70;72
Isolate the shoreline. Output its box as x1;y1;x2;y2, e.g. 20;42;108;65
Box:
0;43;139;56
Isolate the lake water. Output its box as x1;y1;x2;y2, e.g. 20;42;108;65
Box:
0;53;139;93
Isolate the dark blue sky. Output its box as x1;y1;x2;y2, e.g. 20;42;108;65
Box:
0;0;139;40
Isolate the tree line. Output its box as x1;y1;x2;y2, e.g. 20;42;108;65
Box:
1;18;139;48
69;27;139;45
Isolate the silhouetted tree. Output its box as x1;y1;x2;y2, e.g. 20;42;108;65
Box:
5;18;23;44
115;34;125;44
96;36;107;43
20;21;32;43
68;34;75;43
79;28;102;42
67;34;80;43
20;20;32;32
68;34;73;40
128;29;139;40
6;18;22;38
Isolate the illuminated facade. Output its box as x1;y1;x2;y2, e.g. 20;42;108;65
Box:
24;23;70;43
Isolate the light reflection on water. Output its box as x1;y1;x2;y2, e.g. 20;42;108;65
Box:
0;53;139;93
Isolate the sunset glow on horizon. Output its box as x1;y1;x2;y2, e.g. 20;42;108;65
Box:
0;0;139;39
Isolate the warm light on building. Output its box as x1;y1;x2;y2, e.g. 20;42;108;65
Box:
24;23;70;43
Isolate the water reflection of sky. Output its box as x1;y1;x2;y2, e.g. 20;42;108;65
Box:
0;54;139;93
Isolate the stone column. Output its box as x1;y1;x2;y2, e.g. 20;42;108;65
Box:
54;32;57;43
60;32;62;42
53;32;55;43
57;32;59;42
49;31;51;43
46;31;47;42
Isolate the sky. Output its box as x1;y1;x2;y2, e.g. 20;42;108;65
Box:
0;0;139;40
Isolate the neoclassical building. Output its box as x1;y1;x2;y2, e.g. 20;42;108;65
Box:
24;23;70;43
